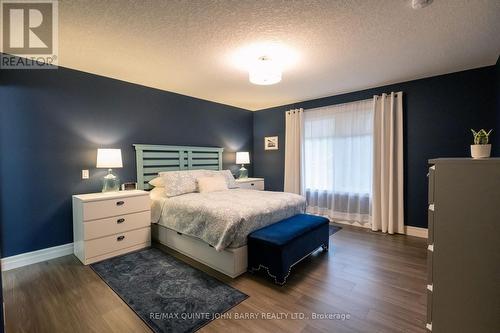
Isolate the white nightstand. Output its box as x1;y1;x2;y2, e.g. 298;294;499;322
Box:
235;177;265;190
72;190;151;264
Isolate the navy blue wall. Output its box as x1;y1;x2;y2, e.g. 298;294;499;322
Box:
0;67;253;257
254;66;498;228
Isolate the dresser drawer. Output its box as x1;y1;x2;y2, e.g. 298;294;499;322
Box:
426;288;433;325
427;244;433;282
84;210;150;240
85;227;150;259
238;181;264;190
428;165;435;204
428;205;434;244
82;195;150;221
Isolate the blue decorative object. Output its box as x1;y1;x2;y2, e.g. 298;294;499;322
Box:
102;169;120;192
248;214;330;285
91;248;248;333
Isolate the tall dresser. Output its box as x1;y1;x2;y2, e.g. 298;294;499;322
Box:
426;158;500;332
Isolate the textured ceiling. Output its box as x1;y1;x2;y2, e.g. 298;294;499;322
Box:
53;0;500;110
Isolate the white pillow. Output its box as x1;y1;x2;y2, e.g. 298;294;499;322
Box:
197;176;228;193
148;176;164;188
218;170;238;189
149;186;166;199
159;170;211;197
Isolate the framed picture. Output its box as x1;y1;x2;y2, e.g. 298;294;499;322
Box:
121;182;137;191
264;136;278;150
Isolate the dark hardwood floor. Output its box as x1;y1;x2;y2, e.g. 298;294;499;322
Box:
2;226;428;333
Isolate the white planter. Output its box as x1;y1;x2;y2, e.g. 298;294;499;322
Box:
470;144;491;159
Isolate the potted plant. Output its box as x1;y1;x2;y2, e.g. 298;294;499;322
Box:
470;129;493;159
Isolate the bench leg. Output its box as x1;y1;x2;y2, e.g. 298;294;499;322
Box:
321;244;329;252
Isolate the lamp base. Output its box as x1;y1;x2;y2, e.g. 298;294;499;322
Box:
102;169;120;192
239;165;248;179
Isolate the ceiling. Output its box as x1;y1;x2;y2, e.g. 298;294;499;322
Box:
54;0;500;110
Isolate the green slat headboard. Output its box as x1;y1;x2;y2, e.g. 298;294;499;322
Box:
133;144;224;190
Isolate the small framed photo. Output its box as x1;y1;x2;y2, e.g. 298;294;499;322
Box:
264;136;278;150
121;182;137;191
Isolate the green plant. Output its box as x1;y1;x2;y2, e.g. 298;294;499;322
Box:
471;129;493;145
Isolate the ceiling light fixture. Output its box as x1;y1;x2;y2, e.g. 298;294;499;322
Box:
411;0;433;9
249;56;282;85
230;42;297;85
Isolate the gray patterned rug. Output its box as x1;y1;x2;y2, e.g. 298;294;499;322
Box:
91;248;248;333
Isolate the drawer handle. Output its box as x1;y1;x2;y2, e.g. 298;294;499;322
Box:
116;201;125;206
117;235;125;241
251;183;255;186
117;218;125;224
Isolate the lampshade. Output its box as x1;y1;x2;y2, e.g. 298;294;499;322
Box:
249;56;282;85
236;152;250;164
96;149;123;168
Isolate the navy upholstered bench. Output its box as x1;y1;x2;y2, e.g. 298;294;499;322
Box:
248;214;330;285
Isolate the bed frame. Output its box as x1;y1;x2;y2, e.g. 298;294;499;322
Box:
133;144;248;278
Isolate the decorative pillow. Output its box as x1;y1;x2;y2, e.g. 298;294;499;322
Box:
148;176;164;188
219;169;238;189
149;186;166;199
159;170;211;197
197;176;228;193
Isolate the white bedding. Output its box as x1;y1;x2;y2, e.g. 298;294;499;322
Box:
151;189;306;251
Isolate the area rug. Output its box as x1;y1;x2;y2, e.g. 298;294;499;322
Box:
91;248;248;333
329;224;342;236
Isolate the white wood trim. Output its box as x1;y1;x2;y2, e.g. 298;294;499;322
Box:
1;243;74;271
330;216;428;239
405;226;428;238
332;219;372;229
152;224;247;278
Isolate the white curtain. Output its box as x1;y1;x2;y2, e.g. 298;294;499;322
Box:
371;92;404;234
303;100;373;223
284;109;304;194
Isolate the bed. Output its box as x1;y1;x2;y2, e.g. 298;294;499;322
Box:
134;144;306;277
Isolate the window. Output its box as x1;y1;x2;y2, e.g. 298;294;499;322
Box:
303;99;373;222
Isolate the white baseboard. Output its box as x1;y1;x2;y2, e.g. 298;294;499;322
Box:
1;243;74;271
332;219;372;229
332;218;428;239
405;226;428;238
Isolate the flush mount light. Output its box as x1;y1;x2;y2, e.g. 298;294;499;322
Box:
411;0;433;9
249;56;282;85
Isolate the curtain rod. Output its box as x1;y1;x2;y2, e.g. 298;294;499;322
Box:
374;92;401;98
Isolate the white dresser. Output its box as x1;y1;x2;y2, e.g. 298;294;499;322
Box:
235;177;264;190
72;190;151;264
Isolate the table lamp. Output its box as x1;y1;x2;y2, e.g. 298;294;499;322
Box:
96;148;123;192
236;151;250;179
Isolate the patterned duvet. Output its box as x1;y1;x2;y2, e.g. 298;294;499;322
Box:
155;189;306;251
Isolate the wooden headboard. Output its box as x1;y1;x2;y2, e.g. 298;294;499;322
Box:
133;144;224;190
